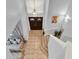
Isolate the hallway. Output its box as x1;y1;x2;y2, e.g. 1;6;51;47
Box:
24;30;48;59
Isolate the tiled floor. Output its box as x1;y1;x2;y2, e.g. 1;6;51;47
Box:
24;30;48;59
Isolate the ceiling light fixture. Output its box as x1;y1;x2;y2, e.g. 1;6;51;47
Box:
32;0;37;15
32;9;37;15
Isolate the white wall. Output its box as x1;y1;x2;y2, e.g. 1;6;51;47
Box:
19;0;30;40
63;20;72;38
60;1;72;42
43;0;71;30
43;0;72;41
6;0;30;40
6;47;13;59
61;20;72;42
17;20;23;36
6;0;22;39
43;0;49;29
21;13;30;40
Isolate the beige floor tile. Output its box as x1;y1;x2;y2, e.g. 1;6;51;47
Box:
24;30;48;59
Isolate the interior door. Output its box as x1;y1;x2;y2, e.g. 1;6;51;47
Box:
29;17;43;30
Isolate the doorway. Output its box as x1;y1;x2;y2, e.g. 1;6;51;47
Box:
29;17;43;30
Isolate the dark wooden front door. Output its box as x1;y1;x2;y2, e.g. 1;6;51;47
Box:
29;17;43;30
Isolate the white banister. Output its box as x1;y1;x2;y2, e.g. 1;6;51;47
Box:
48;35;72;59
48;35;66;59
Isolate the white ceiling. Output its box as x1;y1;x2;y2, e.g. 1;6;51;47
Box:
25;0;71;16
26;0;45;14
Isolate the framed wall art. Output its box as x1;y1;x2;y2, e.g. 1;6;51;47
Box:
51;16;59;23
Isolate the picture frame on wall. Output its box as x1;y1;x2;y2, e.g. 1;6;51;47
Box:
52;16;59;23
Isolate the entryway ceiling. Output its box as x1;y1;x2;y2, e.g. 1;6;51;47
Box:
26;0;45;14
25;0;71;16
